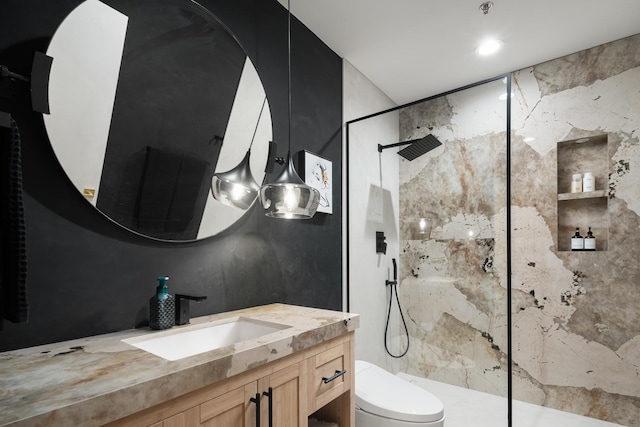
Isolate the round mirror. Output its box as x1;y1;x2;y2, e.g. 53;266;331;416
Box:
43;0;272;241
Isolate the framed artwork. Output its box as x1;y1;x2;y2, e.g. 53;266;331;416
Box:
298;150;332;214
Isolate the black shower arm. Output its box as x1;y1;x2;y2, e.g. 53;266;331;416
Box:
378;140;415;153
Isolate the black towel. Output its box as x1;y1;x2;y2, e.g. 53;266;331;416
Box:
0;115;28;327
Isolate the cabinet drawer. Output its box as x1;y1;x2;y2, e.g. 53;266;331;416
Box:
308;342;350;412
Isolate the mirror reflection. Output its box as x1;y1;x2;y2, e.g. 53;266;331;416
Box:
44;0;271;241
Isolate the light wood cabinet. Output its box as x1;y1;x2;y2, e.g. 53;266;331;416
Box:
105;332;353;427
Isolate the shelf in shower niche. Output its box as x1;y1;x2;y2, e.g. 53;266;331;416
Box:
557;190;607;201
556;134;609;252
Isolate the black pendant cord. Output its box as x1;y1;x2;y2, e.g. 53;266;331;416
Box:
384;258;409;358
248;97;267;151
287;0;292;155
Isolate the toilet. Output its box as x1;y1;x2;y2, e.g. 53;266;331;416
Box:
354;360;445;427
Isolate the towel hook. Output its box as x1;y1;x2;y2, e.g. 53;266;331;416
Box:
0;65;29;83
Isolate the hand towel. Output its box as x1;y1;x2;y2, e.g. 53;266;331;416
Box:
0;114;29;327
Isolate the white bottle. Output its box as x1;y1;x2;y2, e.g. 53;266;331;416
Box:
571;174;582;193
583;172;595;192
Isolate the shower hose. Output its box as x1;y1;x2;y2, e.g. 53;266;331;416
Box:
384;258;410;358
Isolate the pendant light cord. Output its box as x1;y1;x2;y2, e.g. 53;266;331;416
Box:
249;97;267;151
287;0;292;155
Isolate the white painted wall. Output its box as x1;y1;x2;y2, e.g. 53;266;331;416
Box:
343;60;404;373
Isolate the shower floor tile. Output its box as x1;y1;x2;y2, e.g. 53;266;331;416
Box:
398;373;624;427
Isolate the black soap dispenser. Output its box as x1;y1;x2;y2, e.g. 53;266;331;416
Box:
149;276;175;330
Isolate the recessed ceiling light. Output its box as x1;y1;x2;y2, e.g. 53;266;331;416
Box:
476;39;502;56
523;137;535;142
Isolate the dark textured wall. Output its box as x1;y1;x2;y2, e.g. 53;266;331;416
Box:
0;0;343;351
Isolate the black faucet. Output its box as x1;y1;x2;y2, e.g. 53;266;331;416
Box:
175;294;207;325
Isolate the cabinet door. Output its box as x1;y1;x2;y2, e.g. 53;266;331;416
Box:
260;362;307;427
200;386;249;427
160;407;199;427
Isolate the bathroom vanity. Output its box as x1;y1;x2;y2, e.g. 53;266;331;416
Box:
0;304;358;427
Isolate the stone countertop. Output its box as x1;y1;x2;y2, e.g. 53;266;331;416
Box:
0;303;359;427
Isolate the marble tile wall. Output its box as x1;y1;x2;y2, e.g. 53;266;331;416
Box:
508;33;640;425
397;34;640;425
397;77;509;397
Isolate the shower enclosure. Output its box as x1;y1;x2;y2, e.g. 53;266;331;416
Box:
346;33;640;427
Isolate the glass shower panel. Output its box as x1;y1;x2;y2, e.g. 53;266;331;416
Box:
350;33;640;426
396;78;509;402
347;76;510;426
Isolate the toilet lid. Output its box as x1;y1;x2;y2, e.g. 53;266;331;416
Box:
355;360;444;423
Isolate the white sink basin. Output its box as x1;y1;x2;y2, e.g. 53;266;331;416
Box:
122;317;291;361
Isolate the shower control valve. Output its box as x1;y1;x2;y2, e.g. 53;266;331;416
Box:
376;231;387;254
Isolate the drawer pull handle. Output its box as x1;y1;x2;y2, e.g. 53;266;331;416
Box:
263;387;273;427
322;369;346;384
249;392;260;427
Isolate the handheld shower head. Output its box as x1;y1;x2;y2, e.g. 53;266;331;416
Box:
386;258;398;286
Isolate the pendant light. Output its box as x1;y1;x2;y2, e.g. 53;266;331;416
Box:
211;97;267;210
259;0;320;219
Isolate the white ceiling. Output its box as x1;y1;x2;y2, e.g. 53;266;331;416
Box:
279;0;640;105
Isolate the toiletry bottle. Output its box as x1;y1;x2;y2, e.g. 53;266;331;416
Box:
571;228;584;251
149;276;175;330
571;174;582;193
583;172;595;192
584;227;596;251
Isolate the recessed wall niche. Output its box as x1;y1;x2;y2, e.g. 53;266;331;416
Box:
556;134;609;251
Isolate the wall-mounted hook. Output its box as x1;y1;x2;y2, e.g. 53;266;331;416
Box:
0;65;29;83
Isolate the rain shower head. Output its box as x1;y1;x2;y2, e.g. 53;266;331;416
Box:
397;134;442;160
378;134;443;161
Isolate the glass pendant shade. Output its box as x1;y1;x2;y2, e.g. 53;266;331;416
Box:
211;149;260;210
260;152;320;219
259;0;320;219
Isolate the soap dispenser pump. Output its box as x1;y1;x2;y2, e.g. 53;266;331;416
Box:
149;276;175;330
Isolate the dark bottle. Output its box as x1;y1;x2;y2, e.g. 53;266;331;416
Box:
584;227;596;251
571;228;584;251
